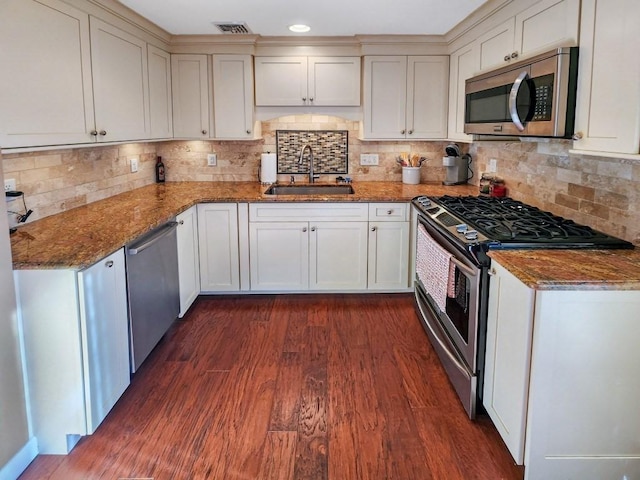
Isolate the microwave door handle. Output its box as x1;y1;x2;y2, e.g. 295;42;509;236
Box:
509;71;529;132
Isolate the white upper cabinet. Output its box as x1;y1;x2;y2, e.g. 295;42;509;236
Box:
212;55;255;139
0;0;95;148
147;45;173;139
573;0;640;156
477;0;580;72
171;54;211;139
448;42;480;142
255;56;361;106
363;56;449;140
89;17;150;142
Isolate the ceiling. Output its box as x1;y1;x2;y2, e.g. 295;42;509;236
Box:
117;0;489;37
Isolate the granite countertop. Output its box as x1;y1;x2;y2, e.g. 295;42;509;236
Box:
10;181;477;270
10;181;638;291
489;249;640;291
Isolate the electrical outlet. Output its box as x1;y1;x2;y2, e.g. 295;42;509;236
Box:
130;157;139;173
360;154;379;166
207;153;217;166
4;178;16;192
487;158;497;172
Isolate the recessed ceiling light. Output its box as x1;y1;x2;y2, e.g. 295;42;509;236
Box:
288;24;311;33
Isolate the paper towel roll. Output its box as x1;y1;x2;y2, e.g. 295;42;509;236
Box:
260;153;277;184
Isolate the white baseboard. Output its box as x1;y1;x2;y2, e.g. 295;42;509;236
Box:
0;438;38;480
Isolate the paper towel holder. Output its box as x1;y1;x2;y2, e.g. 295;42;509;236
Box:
259;151;277;185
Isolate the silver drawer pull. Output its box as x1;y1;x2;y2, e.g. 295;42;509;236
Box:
105;260;114;268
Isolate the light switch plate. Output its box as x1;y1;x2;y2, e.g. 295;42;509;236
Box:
130;158;139;173
360;154;379;166
487;158;497;172
207;153;217;166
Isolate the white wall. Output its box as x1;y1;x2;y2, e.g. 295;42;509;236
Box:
0;157;32;477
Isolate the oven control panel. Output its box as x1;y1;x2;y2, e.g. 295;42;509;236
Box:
412;196;491;246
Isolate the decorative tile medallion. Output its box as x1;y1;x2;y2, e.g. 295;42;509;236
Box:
276;130;348;174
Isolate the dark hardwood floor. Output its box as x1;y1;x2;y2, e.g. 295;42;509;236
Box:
19;294;524;480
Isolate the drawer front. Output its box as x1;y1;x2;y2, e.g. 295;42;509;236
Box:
249;203;368;222
368;203;408;221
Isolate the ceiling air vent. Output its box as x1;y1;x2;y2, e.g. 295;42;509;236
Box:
213;22;252;34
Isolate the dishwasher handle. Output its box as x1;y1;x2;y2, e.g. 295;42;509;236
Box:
127;221;178;255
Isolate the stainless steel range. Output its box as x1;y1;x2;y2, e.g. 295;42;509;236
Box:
411;195;633;418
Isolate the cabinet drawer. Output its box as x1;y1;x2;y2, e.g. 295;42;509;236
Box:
368;203;408;221
249;203;368;222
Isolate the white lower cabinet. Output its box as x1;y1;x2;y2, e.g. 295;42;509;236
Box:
197;203;240;292
15;249;130;454
248;203;370;292
367;203;410;290
176;206;200;316
484;259;640;479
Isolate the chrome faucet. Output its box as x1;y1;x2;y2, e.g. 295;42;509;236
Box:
298;143;319;183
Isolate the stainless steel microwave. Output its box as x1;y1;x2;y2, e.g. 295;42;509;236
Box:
464;47;578;138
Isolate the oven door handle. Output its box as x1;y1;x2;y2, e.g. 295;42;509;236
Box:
449;256;477;278
415;290;473;377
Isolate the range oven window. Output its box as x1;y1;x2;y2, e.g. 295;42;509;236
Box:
445;269;471;343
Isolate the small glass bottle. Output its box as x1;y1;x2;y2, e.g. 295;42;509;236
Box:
155;156;165;183
479;173;493;195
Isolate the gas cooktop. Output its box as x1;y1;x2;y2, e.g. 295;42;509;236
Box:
413;195;634;250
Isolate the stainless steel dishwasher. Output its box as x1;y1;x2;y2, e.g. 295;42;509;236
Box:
125;220;180;372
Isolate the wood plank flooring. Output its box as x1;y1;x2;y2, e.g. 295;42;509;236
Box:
19;294;524;480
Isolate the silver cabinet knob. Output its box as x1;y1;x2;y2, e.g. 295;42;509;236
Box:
99;130;107;136
309;97;314;102
371;226;377;232
401;129;406;134
201;130;207;135
504;55;510;62
178;220;185;225
302;227;308;232
511;51;519;59
105;260;114;268
311;226;316;232
387;209;393;215
246;130;251;134
302;97;307;102
488;268;496;276
408;130;413;135
90;130;98;136
572;132;584;140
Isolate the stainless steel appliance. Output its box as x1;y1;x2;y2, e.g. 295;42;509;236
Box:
464;47;578;137
442;143;472;185
126;220;180;372
411;195;633;418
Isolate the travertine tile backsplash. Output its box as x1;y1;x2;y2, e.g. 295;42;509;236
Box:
2;115;639;244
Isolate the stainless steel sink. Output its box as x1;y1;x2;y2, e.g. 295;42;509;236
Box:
264;184;355;195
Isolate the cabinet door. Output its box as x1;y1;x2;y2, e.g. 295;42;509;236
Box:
573;0;640;155
77;249;130;434
0;0;95;148
171;54;211;138
368;222;409;290
176;206;200;317
197;204;240;292
514;0;580;58
148;45;173;139
483;261;534;464
308;57;361;106
363;56;408;139
406;56;449;139
90;17;149;142
448;42;479;142
213;55;254;139
254;57;307;106
476;18;516;72
309;221;368;290
249;222;309;291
